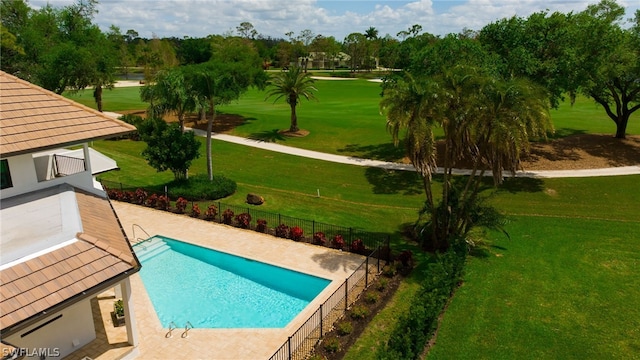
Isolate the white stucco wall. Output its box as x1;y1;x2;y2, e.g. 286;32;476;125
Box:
1;151;96;200
4;298;96;359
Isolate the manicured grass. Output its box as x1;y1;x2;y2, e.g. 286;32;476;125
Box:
93;138;426;234
427;216;640;359
66;80;638;162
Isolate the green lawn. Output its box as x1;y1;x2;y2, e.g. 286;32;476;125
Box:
427;216;640;359
67;79;638;162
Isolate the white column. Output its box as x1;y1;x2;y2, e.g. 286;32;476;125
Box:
82;143;93;175
120;278;139;346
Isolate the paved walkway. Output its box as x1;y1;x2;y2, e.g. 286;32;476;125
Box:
186;128;640;178
104;112;640;178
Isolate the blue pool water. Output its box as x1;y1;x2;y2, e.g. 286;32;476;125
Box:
134;236;330;328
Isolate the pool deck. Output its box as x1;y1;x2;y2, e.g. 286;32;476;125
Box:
111;202;367;360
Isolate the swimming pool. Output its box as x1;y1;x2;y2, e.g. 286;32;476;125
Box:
134;236;330;328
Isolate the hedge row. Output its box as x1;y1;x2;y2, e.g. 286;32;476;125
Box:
376;241;467;360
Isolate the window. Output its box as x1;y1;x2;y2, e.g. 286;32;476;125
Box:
1;159;13;189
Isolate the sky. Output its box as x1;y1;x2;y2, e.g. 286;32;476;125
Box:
29;0;640;40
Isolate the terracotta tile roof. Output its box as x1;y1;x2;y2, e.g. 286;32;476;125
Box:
0;71;135;157
0;189;140;333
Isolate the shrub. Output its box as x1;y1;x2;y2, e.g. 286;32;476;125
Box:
175;197;188;214
190;203;201;218
289;226;304;241
157;195;170;211
377;241;467;359
256;219;267;233
120;190;134;203
313;232;326;246
350;305;369;320
377;278;389;292
323;337;340;353
350;238;366;253
307;354;327;360
337;321;353;336
204;204;217;220
364;292;379;304
106;188;120;200
167;174;236;201
145;193;158;208
133;188;147;205
332;234;345;250
235;212;252;229
398;250;414;268
222;209;234;225
382;263;398;277
275;224;289;238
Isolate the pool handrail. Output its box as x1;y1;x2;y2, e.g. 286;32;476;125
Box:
131;223;151;245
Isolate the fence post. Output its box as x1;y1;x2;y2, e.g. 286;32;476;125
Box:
312;220;315;236
349;227;353;245
319;303;323;337
287;336;292;360
120;182;123;191
278;213;282;225
365;255;369;287
344;279;348;312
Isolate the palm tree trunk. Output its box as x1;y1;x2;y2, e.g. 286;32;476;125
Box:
207;101;216;181
93;85;103;112
289;97;299;132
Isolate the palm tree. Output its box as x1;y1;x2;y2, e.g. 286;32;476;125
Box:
140;68;195;132
265;66;317;132
381;67;552;250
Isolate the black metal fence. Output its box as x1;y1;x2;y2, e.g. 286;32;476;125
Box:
269;247;383;360
100;179;390;255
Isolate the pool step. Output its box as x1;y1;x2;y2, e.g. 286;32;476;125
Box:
135;237;170;262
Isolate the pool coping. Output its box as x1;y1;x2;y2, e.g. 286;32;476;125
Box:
112;201;366;359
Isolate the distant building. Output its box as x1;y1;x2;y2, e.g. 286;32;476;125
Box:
0;71;141;359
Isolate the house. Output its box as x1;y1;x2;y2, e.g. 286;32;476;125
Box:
0;71;141;359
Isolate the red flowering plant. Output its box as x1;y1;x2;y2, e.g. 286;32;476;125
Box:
175;197;188;214
235;213;252;229
133;188;147;205
256;219;267;233
204;204;217;221
190;203;201;218
157;195;170;211
332;234;345;250
275;224;289;238
289;226;304;241
313;232;327;246
120;191;134;202
350;238;366;254
106;188;120;200
145;193;158;207
222;209;234;225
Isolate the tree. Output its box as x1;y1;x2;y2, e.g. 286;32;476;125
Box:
381;65;552;250
343;32;366;72
236;21;257;39
140;67;196;132
187;36;266;180
138;117;201;181
265;66;317;132
572;0;640;138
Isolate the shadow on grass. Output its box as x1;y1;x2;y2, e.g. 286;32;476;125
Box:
248;129;287;143
548;128;587;139
365;168;423;195
499;177;545;193
338;142;406;162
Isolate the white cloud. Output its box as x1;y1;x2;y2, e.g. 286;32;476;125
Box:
28;0;640;40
